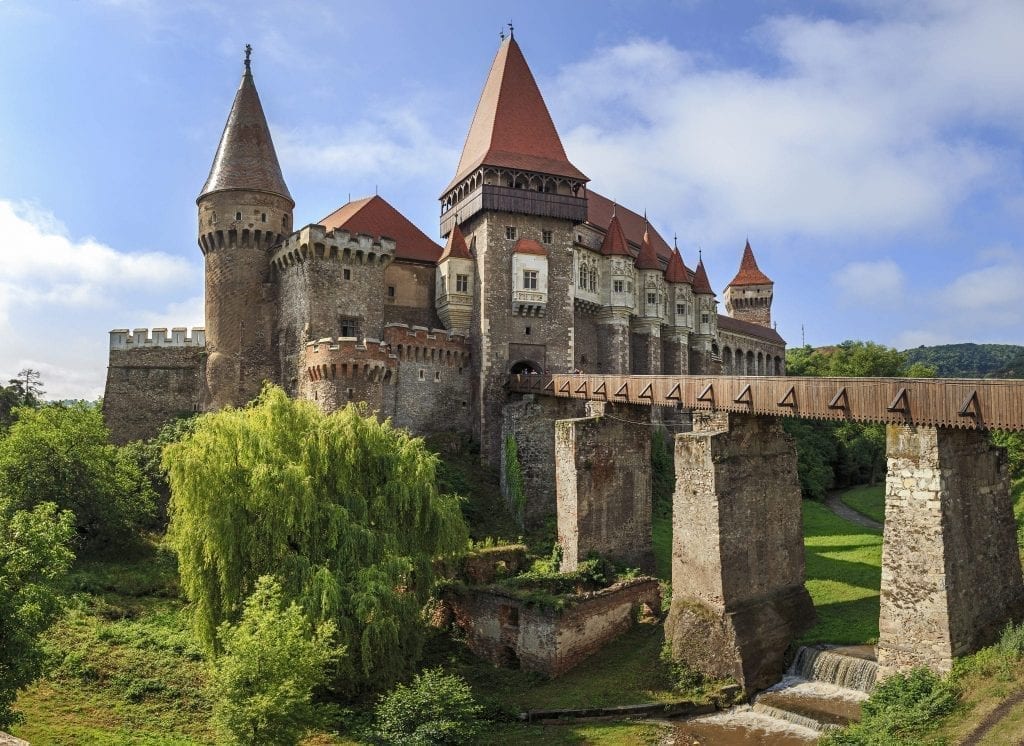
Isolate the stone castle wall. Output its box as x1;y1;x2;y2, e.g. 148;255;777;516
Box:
102;328;207;444
385;324;472;434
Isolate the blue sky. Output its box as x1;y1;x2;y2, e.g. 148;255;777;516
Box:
1;0;1022;398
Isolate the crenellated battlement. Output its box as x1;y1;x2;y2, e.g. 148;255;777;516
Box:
383;323;471;364
303;336;397;382
109;327;206;350
271;223;397;272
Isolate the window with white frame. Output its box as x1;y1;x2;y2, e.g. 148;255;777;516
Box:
456;274;468;292
505;226;517;240
523;270;538;289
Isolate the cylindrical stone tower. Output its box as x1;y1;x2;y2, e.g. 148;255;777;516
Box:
197;46;294;409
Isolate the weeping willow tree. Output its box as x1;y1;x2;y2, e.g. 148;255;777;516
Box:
164;386;468;694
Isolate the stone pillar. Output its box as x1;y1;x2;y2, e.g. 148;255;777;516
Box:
662;329;690;375
878;425;1024;676
665;413;814;693
555;404;654;573
597;310;631;375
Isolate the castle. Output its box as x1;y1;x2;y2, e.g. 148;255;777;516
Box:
102;37;785;459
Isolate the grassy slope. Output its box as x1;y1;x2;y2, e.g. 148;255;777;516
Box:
801;499;883;645
839;484;886;524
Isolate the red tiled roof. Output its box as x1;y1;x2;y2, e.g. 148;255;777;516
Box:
439;223;472;262
728;241;773;287
718;314;785;345
599;214;631;256
586;191;672;263
199;59;292;204
513;237;548;256
319;195;442;263
635;225;662;270
444;37;587;194
664;247;691;284
692;259;715;296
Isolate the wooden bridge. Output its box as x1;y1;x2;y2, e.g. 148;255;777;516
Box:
508;373;1024;431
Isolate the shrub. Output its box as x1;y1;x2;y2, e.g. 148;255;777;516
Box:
209;576;340;746
823;667;959;745
371;668;484;745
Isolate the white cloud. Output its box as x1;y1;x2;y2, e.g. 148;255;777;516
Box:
0;200;202;399
833;259;905;304
549;1;1024;250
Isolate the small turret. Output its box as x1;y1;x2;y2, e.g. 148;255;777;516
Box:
198;46;293;409
635;221;665;321
436;223;474;334
724;241;773;328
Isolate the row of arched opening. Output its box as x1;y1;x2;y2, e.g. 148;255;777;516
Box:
721;346;783;376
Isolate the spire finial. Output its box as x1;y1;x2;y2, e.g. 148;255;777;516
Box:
499;27;505;41
698;246;703;262
508;20;514;39
244;43;252;71
611;200;616;217
673;233;678;249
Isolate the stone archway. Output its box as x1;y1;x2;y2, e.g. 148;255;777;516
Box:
510;359;543;375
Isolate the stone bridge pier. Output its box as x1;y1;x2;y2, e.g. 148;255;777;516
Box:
664;412;815;693
878;425;1024;677
554;401;655;573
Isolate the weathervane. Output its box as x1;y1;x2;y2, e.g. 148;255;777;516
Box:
508;21;514;39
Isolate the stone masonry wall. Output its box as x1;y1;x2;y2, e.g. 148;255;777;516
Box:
572;309;601;373
555;405;654;572
385;325;472;434
878;425;1024;676
665;413;814;692
103;330;207;444
444;578;660;677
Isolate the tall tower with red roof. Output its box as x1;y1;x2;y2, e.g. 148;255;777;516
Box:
441;35;589;461
724;241;774;328
197;47;294;409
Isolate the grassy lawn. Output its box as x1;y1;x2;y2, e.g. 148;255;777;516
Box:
800;499;883;645
840;483;886;524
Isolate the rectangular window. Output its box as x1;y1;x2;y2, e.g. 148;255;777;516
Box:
647;292;657;306
578;267;586;288
340;318;359;338
613;280;624;293
701;313;710;324
343;268;351;280
505;226;517;240
456;274;468;292
440;276;447;293
542;229;553;244
387;285;395;298
676;303;686;316
523;270;538;289
590;272;596;292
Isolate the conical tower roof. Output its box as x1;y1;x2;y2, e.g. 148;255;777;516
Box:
728;241;773;286
635;223;662;270
692;257;715;296
444;37;587;194
439;223;472;262
665;247;691;284
599;213;631;256
199;50;292;205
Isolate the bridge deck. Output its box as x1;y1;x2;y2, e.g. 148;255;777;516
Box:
507;374;1024;431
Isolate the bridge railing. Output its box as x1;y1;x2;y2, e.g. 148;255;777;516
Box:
507;373;1024;431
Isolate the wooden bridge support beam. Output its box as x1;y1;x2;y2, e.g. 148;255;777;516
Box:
664;412;815;693
554;402;655;573
878;425;1024;677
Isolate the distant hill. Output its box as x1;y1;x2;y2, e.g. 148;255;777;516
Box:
901;343;1024;378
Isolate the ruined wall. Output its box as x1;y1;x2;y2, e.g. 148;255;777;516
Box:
665;413;814;693
102;328;207;444
501;395;584;526
555;405;654;572
878;425;1024;676
385;324;472;434
444;578;660;677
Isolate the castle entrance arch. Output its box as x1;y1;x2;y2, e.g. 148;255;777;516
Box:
510;359;543;375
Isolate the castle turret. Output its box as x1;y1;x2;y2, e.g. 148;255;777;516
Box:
724;241;773;328
436;223;474;334
690;256;719;373
595;212;633;373
197;46;294;409
663;243;693;374
632;222;665;373
442;34;588;462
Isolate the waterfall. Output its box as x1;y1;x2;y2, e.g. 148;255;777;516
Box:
789;646;878;693
751;702;841;733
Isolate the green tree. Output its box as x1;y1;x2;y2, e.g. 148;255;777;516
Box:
210;575;340;746
165;386;468;694
121;414;199;528
0;499;75;728
0;402;155;548
371;668;483;745
0;368;44;430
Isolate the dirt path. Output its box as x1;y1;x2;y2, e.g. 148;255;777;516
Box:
823;492;883;532
960;689;1024;745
